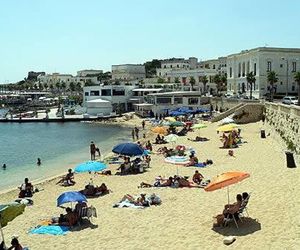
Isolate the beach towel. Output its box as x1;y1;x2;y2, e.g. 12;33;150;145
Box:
113;200;144;209
29;225;70;236
194;163;207;168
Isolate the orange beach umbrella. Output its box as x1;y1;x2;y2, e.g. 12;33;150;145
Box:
151;126;168;135
205;171;250;203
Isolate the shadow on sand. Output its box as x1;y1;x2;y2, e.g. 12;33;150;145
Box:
212;217;261;236
71;219;98;232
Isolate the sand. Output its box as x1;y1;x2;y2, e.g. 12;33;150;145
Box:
0;120;300;250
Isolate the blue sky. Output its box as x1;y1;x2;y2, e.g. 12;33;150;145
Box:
0;0;299;82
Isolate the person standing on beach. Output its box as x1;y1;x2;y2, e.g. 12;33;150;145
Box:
142;120;145;130
90;141;96;160
134;126;139;140
131;129;135;141
2;164;6;170
37;158;41;166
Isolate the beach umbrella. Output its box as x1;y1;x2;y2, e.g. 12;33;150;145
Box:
74;161;107;173
165;117;176;122
151;126;168;135
169;121;185;127
191;123;207;129
57;191;87;207
112;142;144;156
165;134;179;143
205;171;250;204
169;111;186;117
220;117;235;125
217;124;239;132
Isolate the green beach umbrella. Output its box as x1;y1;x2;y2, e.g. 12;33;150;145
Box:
191;123;207;137
170;121;185;127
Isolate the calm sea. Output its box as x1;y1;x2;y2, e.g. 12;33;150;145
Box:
0;121;129;190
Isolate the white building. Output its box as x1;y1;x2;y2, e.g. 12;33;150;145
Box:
226;47;300;98
135;91;207;116
111;64;146;81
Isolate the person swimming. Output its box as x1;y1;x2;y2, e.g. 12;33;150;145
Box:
37;158;41;166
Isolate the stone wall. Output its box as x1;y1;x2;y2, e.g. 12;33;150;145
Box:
265;102;300;154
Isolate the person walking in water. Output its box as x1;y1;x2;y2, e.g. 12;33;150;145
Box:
90;141;96;161
131;129;135;141
142;120;145;130
2;164;6;170
37;158;41;166
134;126;139;140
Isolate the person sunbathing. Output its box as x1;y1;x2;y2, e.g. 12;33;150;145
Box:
56;169;75;186
19;178;34;198
59;207;78;227
185;154;199;167
213;194;243;227
121;194;149;206
174;177;200;188
81;183;109;196
139;176;173;188
192;170;204;184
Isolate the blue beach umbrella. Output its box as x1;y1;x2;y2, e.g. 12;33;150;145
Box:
112;142;144;156
74;161;107;173
57;191;87;207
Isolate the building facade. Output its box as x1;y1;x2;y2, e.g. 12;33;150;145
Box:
226;47;300;98
77;69;103;77
111;64;146;81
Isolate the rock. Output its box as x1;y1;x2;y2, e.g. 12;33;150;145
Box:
223;236;236;245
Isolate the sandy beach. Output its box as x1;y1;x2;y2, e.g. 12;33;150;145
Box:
1;119;299;250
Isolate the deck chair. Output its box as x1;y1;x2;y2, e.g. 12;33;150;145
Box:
224;194;251;228
78;206;97;225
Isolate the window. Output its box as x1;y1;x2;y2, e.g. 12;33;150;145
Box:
209;76;213;83
164;65;166;68
292;85;295;91
177;64;179;68
280;81;283;85
247;61;250;74
112;89;125;96
229;67;232;78
254;63;257;75
213;65;215;69
238;63;241;77
174;97;183;104
182;77;187;84
101;89;111;96
170;65;173;68
90;91;99;96
157;97;171;104
85;92;89;96
188;97;199;105
267;61;272;72
280;64;283;68
292;62;297;72
242;62;245;77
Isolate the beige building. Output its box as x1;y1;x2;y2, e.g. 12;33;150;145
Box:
111;64;145;81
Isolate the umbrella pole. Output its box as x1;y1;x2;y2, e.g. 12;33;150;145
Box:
227;186;230;204
0;216;6;248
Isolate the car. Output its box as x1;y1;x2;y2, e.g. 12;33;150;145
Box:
282;96;298;105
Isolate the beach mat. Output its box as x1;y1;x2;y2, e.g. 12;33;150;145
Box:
29;225;70;236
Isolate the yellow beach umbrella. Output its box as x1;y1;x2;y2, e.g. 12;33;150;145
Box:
217;124;239;132
151;126;168;135
165;117;176;122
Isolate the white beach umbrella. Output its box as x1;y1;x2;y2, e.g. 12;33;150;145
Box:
220;117;235;125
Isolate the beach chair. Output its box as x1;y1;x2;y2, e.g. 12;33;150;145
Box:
78;206;97;225
224;194;251;228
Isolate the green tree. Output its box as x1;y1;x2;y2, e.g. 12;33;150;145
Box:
189;76;196;91
55;82;61;91
49;84;54;92
38;82;44;90
174;77;180;83
69;82;75;92
267;71;278;102
246;72;256;100
144;59;161;77
294;72;300;106
213;74;222;94
157;77;165;83
61;82;66;92
44;83;48;90
201;76;208;95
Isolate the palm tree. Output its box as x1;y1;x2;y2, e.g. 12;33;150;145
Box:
61;82;66;93
246;72;256;100
267;71;278;102
174;77;180;83
44;83;48;90
69;82;75;93
201;76;208;95
214;74;222;94
55;82;61;92
189;76;196;91
294;72;300;106
49;84;54;92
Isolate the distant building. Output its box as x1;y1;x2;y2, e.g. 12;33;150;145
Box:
27;71;45;81
111;64;146;81
226;47;300;98
77;69;103;77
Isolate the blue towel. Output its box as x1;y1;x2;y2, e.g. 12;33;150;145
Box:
194;163;206;168
29;225;70;235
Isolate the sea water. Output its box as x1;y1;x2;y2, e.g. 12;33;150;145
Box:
0;122;130;190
